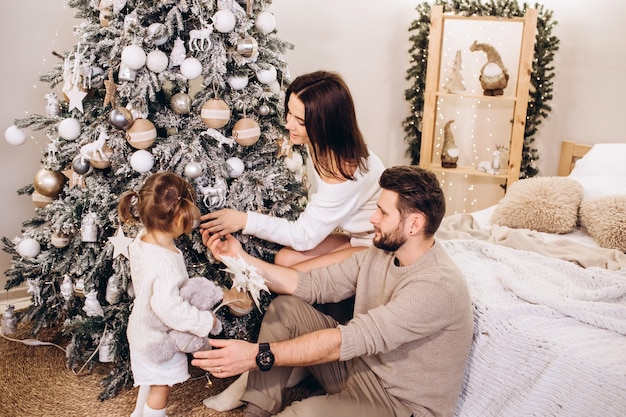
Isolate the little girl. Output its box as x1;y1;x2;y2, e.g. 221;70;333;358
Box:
118;172;221;417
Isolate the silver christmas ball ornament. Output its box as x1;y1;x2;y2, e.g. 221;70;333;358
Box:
237;36;259;58
72;157;92;175
184;161;203;179
171;92;191;114
109;107;134;130
258;104;270;116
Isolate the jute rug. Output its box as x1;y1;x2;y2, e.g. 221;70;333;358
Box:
0;324;312;417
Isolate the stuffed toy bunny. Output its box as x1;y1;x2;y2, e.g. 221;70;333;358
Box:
144;277;224;363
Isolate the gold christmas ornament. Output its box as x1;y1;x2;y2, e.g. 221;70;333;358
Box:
126;118;157;149
232;118;261;147
171;92;191;115
201;99;231;129
34;168;66;198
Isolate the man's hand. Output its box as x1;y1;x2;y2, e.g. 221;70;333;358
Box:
192;338;257;378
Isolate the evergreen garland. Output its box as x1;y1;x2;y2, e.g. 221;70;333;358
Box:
402;0;559;179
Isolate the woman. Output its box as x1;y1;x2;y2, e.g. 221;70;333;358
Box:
200;70;385;271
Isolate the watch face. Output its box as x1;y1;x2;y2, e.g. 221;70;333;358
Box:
256;344;274;371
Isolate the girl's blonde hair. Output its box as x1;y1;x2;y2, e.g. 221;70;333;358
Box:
118;172;199;235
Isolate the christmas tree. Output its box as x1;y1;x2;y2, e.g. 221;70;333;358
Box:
2;0;306;399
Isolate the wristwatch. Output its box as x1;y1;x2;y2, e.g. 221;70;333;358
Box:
255;342;275;372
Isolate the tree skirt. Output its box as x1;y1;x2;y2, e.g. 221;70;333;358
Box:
0;325;312;417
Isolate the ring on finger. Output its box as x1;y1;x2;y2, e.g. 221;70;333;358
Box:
217;366;222;373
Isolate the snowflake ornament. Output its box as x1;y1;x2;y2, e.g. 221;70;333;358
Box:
220;255;269;311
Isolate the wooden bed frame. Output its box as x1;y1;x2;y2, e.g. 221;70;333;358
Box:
557;140;592;176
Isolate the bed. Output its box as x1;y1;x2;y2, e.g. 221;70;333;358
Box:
435;140;626;416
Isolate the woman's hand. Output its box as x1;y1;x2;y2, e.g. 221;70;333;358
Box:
199;209;247;235
201;229;243;263
191;338;257;378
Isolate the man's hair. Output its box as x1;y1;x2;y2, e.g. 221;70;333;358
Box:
378;166;446;236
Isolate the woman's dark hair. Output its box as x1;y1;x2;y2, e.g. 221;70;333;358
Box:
118;172;199;235
285;70;369;181
378;166;446;236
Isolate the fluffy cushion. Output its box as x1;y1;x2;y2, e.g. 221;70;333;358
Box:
579;195;626;252
491;177;583;233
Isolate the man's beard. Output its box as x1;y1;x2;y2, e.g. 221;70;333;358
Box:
373;224;407;252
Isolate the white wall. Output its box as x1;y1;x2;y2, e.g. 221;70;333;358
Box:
2;0;625;293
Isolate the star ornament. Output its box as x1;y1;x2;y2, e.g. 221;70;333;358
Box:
108;226;133;259
63;168;85;189
64;84;88;113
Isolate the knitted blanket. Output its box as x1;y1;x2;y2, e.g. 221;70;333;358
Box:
441;239;626;417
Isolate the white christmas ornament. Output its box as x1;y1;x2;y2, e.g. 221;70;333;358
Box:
227;75;248;90
84;290;105;317
255;11;276;34
60;275;74;301
4;125;27;146
81;212;99;242
213;9;236;33
148;22;169;46
146;50;169;73
108;226;133;259
256;65;277;84
17;238;41;258
121;45;147;70
184;161;203;179
130;149;155;172
226;157;245;178
180;57;203;80
58;118;82;140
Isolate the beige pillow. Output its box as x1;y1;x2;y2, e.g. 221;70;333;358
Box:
491;177;583;233
579;195;626;252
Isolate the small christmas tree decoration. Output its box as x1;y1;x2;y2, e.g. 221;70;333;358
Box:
63;167;87;189
255;11;276;34
98;330;115;362
256;65;277;84
109;107;134;130
84;290;105;317
276;136;292;158
88;144;113;169
71;157;92;175
81;212;99;243
219;255;270;312
227;75;249;90
65;84;89;113
1;305;18;335
17;238;41;258
443;50;466;93
45;92;61;117
27;278;43;306
129;149;155;172
58;118;82;141
180;57;203;80
171;92;191;114
126;119;157;149
233;117;261;146
146;50;169;73
5;125;28;146
148;22;169;46
108;226;133;259
105;275;123;305
34;168;66;198
118;62;136;82
258;103;270;116
184;161;203;179
31;190;53;208
51;232;71;249
103;69;117;108
60;274;74;301
121;45;147;70
213;9;237;33
201;99;231;128
226;156;245;178
237;36;259;58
